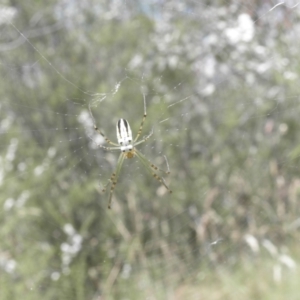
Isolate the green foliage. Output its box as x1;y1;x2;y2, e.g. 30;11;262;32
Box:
1;0;300;299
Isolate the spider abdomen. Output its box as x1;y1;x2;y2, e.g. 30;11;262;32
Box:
116;118;133;152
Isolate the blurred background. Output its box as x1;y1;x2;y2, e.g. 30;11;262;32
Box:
1;0;300;299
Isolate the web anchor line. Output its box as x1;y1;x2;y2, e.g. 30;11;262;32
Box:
6;17;101;98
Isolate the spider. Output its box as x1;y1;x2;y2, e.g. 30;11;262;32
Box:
89;95;172;209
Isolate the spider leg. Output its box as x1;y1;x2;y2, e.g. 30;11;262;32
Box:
135;149;170;175
135;149;172;193
133;128;153;147
102;152;126;209
133;94;147;142
89;104;119;146
88;136;121;151
94;126;120;146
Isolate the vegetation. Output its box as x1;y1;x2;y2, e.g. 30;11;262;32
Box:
1;1;300;299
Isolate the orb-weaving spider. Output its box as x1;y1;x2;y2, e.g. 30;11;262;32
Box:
89;95;172;209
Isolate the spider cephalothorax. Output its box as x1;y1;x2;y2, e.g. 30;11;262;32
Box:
89;95;172;209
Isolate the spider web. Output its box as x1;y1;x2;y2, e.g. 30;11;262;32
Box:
1;0;300;299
